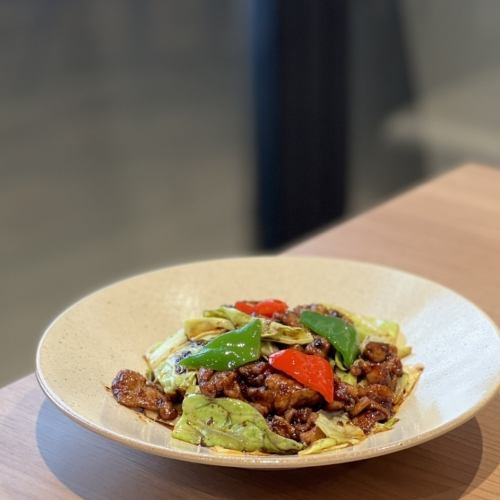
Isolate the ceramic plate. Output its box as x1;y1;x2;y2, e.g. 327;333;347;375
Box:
36;257;500;469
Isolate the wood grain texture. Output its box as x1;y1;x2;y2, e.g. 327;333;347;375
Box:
289;164;500;323
1;164;499;499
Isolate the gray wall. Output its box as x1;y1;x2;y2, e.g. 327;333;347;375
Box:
0;1;253;386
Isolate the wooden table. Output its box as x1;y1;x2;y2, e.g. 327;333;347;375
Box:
1;164;499;499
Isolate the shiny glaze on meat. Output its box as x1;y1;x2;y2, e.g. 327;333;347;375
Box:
350;342;403;390
263;374;323;414
304;335;331;358
197;368;243;399
268;408;324;444
111;369;177;420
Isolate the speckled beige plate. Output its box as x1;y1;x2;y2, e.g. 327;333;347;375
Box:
36;257;500;469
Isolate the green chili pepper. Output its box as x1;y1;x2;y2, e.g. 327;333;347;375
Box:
180;319;261;371
300;311;360;367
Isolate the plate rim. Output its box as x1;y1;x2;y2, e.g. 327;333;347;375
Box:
35;256;500;468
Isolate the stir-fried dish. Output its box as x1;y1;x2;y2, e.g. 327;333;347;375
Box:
111;300;422;455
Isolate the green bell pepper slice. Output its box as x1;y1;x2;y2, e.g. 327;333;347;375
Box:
300;311;360;367
180;319;261;371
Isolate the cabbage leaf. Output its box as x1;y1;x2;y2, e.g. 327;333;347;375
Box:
145;336;203;395
172;394;304;453
203;306;313;344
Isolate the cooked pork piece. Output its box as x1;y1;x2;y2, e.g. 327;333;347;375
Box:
331;377;358;411
304;335;331;358
268;408;324;444
197;368;243;399
268;415;298;440
271;309;302;327
238;361;273;386
264;373;323;414
349;383;395;431
350;342;403;389
352;410;389;433
111;369;177;420
363;341;397;363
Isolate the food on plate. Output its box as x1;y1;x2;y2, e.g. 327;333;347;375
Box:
111;300;422;455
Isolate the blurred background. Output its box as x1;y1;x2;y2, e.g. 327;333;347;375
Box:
2;0;500;387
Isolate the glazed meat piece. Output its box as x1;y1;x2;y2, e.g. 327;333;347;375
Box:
365;363;395;387
268;415;298;440
299;425;325;445
272;310;301;327
264;373;322;414
304;335;331;358
269;408;324;444
243;372;322;416
353;357;402;389
283;407;315;429
349;383;395;431
350;342;403;389
245;386;275;415
238;361;273;386
327;377;358;412
237;362;323;417
111;369;177;420
197;368;242;399
350;396;391;419
324;400;346;411
358;383;394;407
283;408;324;444
363;341;397;363
352;410;388;433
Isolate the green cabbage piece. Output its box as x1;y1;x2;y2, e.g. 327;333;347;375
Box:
301;412;365;455
203;307;251;327
184;317;234;341
298;439;350;455
331;306;399;342
145;336;203;395
394;373;409;404
261;341;279;357
301;412;405;455
261;321;313;345
335;368;357;386
172;394;304;453
333;306;412;359
334;351;347;370
332;351;359;385
315;412;365;442
373;417;399;433
203;307;313;345
145;328;188;369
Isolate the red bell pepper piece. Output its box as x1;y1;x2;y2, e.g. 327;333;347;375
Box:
234;301;258;315
255;299;288;317
269;349;334;403
235;299;288;318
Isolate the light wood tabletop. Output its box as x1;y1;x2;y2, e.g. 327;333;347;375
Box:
1;164;499;499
